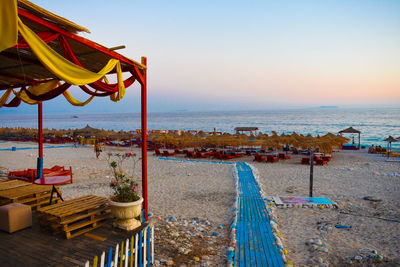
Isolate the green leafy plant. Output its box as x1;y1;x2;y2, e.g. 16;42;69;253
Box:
107;151;141;202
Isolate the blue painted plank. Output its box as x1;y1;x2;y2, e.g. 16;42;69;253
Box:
233;162;285;266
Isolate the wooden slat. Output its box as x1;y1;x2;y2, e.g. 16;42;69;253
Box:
0;180;31;191
0;184;53;199
234;162;285;266
37;195;111;239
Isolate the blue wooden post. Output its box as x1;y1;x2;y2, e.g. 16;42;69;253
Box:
107;247;113;267
138;231;143;267
147;227;151;266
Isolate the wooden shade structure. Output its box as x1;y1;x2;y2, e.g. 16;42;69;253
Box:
339;127;361;150
0;0;149;219
383;136;398;158
234;127;258;136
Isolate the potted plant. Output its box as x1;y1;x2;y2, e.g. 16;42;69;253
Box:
107;151;143;230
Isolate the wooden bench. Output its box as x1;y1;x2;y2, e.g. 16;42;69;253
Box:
37;195;111;239
0;184;61;210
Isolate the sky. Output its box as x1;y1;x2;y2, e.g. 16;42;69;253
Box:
3;0;400;114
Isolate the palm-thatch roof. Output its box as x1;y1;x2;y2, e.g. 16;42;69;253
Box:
383;136;398;143
339;127;361;134
18;0;90;34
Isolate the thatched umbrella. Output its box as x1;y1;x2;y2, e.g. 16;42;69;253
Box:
383;136;398;158
74;124;102;137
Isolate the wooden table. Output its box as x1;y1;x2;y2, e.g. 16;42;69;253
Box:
0;184;60;210
34;176;72;204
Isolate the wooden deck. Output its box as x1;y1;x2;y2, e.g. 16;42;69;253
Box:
0;215;148;266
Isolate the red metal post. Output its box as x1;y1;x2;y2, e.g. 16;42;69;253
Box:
358;133;361;150
37;101;43;179
140;57;148;220
38;102;43;158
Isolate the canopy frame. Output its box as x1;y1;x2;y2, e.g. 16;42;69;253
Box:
0;1;149;219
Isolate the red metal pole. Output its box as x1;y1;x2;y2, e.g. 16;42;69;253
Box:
141;57;148;220
37;102;43;179
38;102;43;158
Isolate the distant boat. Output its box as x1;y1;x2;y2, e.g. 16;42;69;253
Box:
72;115;79;118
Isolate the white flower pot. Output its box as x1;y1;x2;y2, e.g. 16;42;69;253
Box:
109;197;143;230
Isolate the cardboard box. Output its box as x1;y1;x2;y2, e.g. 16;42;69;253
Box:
0;203;32;233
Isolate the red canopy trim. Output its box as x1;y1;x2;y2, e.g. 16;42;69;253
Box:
59;36;137;93
22;82;72;101
14;32;60;49
3;95;21;107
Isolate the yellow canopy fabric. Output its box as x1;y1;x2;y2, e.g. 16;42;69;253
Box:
18;18;124;86
27;80;60;95
0;0;18;52
1;1;128;107
0;80;96;107
13;89;40;105
63;91;95;106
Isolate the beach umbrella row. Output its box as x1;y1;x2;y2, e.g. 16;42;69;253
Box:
0;126;350;153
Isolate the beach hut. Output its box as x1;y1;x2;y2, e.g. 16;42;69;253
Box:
339;127;361;150
0;0;149;218
234;126;258;136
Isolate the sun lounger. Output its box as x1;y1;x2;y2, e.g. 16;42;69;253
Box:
315;159;328;165
195;152;208;158
322;156;331;161
153;148;161;156
8;166;72;183
266;155;279;163
253;154;265;162
301;157;310;165
278;153;291;159
37;195;110;239
162;150;176;156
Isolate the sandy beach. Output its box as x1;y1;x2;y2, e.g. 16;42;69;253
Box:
0;141;399;266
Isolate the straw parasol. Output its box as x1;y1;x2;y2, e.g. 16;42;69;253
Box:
383;136;398;158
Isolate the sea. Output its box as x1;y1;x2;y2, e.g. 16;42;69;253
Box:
1;107;399;149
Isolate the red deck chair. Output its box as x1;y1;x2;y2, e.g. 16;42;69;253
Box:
253;154;265;162
266;155;279;163
278;153;291;160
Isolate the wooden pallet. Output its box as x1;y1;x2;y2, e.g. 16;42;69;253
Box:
0;184;61;210
0;179;31;191
37;195;111;239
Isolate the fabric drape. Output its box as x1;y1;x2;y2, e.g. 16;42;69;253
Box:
59;36;127;101
3;96;21;107
17;18;125;88
62;91;95;106
23;82;72;101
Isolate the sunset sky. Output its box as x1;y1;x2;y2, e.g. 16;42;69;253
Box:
5;0;400;113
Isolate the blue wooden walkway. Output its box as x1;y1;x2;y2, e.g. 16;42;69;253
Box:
233;162;285;266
